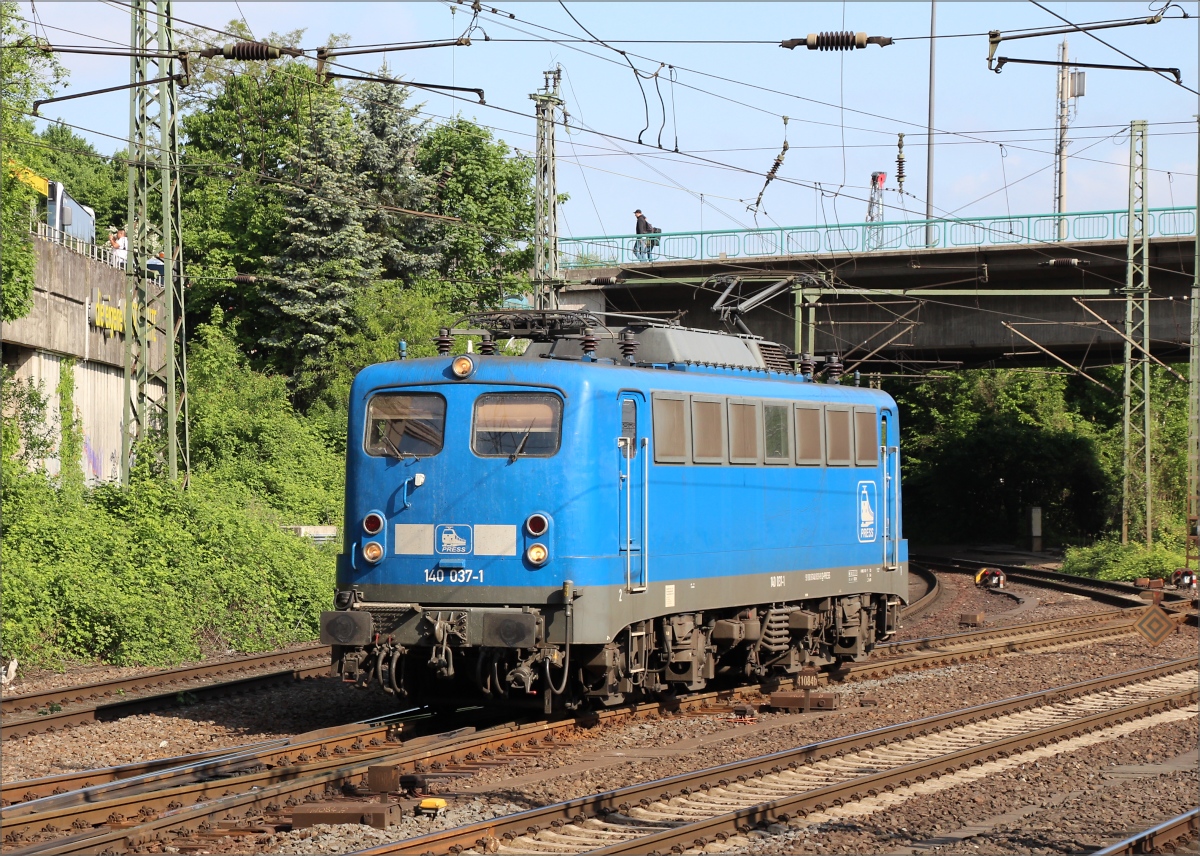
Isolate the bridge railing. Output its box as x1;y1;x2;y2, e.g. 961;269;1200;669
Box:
560;206;1197;269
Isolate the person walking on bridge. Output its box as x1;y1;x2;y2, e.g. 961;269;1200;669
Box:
633;209;658;262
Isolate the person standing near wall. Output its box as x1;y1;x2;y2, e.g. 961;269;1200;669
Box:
108;228;127;269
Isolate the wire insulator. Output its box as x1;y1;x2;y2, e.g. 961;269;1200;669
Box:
580;328;598;356
479;332;496;355
895;133;906;194
435;327;453;356
826;354;844;383
201;41;282;61
618;329;639;362
807;31;866;51
799;353;815;377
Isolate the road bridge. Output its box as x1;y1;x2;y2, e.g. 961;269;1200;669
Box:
560;207;1196;373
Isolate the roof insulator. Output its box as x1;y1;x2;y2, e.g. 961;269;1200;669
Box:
199;41;283;61
780;32;893;50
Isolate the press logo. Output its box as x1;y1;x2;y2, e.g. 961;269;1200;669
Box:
857;482;877;543
435;524;472;555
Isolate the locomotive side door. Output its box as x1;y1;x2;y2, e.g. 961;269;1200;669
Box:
617;392;648;593
880;409;900;570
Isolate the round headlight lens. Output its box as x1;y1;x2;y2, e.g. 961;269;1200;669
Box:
363;512;384;535
525;513;549;537
526;543;549;565
451;355;474;378
363;541;384;563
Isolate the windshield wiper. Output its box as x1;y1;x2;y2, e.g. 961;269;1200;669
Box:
381;430;420;461
508;421;536;464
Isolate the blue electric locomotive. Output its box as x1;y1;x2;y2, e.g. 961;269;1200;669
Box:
321;312;908;709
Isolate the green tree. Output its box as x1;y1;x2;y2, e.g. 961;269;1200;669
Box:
417;118;535;310
179;57;326;339
188;306;344;522
351;77;440;284
0;3;63;321
35;123;126;233
259;95;378;373
889;369;1115;544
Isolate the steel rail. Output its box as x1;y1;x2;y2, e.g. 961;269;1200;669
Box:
587;688;1199;855
1;690;758;854
2;605;1159;825
899;564;942;621
1;645;331;715
348;658;1198;856
1090;807;1200;856
913;554;1190;606
1;646;332;740
0;740;285;806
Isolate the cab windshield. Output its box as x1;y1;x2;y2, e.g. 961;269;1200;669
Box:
472;393;562;458
365;393;446;458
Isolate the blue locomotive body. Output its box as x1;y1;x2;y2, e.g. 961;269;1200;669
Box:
322;318;907;707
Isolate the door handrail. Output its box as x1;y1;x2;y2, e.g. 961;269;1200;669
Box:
637;436;649;592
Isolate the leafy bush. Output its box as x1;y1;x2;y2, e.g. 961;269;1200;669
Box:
1;462;334;668
188;307;344;524
1061;537;1186;582
1;312;340;669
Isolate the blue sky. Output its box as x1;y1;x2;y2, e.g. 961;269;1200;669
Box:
17;1;1200;237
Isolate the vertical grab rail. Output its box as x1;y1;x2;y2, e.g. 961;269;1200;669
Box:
880;442;889;570
620;437;632;592
884;444;900;570
639;436;649;591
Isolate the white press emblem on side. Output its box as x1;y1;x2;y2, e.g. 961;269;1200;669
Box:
857;481;878;543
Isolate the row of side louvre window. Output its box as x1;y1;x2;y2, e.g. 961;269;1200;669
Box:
651;392;878;468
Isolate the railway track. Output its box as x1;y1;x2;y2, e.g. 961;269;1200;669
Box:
0;574;942;746
900;564;943;622
1092;807;1200;856
344;659;1198;856
0;646;332;740
2;604;1182;855
913;554;1192;609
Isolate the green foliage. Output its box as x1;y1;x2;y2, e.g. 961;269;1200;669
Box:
417;118;535;309
890;365;1190;547
891;370;1114;544
188;307;344;523
179;57;326;340
1061;537;1187;582
259;96;379;372
1;368;55;473
35;123;126;233
1;3;63;321
1;314;338;669
55;358;84;497
1;464;333;668
351;76;439;284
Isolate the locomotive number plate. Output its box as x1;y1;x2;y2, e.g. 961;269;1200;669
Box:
423;568;485;583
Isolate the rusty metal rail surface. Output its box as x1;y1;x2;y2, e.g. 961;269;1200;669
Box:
346;658;1198;856
0;684;777;855
0;646;332;740
1090;807;1200;856
1;604;1165;850
900;564;942;622
914;555;1190;607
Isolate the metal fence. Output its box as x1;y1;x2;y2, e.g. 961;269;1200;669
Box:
560;206;1198;269
30;221;121;269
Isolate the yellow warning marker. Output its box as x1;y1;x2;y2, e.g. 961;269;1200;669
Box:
417;798;448;817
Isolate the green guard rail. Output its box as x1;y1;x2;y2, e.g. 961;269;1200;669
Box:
560;206;1197;269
